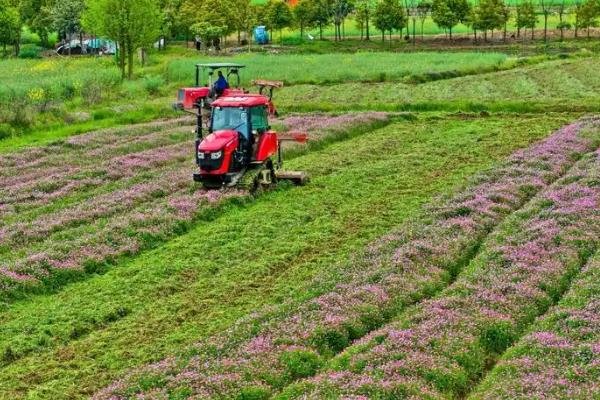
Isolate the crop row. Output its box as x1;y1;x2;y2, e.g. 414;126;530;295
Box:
279;147;600;399
471;248;600;399
0;113;392;301
94;118;600;399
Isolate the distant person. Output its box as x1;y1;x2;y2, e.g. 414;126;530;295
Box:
214;71;229;95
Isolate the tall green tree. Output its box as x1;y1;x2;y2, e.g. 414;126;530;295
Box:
231;0;257;44
416;0;432;38
354;0;376;39
431;0;470;38
51;0;86;54
294;0;317;38
19;0;54;48
0;1;21;55
332;0;354;41
539;0;554;42
374;0;407;41
184;0;233;50
83;0;161;79
577;0;600;38
312;0;333;39
159;0;184;47
265;0;293;43
515;0;537;39
471;0;509;41
555;0;569;40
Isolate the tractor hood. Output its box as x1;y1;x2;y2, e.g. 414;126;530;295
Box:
199;130;238;152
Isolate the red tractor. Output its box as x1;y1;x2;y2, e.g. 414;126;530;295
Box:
174;63;308;191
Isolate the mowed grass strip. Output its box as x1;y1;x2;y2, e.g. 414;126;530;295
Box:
0;113;570;399
279;56;600;113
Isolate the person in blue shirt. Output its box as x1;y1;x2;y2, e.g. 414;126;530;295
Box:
214;71;229;95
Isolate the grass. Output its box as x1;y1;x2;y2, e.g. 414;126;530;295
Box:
3;47;592;150
470;250;600;399
165;51;509;86
0;47;510;145
0;112;572;399
0;99;176;153
278;55;600;113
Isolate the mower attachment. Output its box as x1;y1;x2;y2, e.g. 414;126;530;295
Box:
275;170;309;186
278;132;309;143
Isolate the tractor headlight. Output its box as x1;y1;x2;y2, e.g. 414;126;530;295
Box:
198;152;205;160
211;151;223;160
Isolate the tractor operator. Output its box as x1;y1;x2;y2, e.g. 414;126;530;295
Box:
214;71;230;95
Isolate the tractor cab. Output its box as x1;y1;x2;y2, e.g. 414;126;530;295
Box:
195;95;280;188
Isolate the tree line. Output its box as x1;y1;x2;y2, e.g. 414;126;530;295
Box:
1;0;599;76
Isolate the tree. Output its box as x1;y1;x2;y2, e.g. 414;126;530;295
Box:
51;0;85;55
471;0;509;41
555;0;569;40
183;0;234;50
265;0;293;43
312;0;333;39
515;0;537;39
159;0;184;48
19;0;54;48
405;0;419;47
0;2;21;56
354;0;376;39
431;0;470;39
416;0;432;38
374;0;407;42
83;0;161;79
294;0;317;39
230;0;256;44
577;0;599;38
539;0;554;42
331;0;354;41
191;22;228;51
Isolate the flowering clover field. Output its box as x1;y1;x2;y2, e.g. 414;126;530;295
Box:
472;250;600;399
93;118;600;399
281;147;600;399
0;113;390;300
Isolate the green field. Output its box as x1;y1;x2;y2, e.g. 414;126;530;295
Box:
0;112;572;399
166;51;508;85
1;40;600;399
279;55;600;112
0;49;509;145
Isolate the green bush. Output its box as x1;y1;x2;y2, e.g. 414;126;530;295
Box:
0;123;14;140
142;74;165;95
479;321;516;354
18;45;43;59
280;350;323;380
